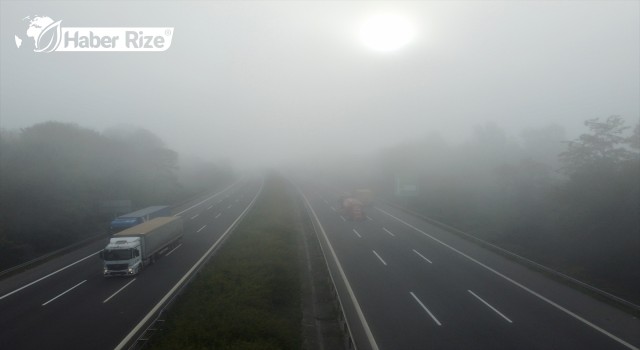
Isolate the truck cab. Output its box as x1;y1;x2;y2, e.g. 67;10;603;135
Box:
102;237;142;276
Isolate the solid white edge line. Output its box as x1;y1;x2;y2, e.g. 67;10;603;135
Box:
165;244;182;257
372;250;387;266
42;280;87;306
468;290;513;323
103;279;137;304
412;249;433;264
377;207;639;350
1;179;242;302
0;251;100;301
301;191;380;350
383;227;396;237
197;225;207;233
410;292;442;326
114;180;264;350
175;179;241;216
353;229;362;238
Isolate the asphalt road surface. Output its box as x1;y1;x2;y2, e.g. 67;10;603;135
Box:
0;177;262;350
297;180;640;350
2;176;638;350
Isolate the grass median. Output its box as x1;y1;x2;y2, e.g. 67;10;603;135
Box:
149;175;301;350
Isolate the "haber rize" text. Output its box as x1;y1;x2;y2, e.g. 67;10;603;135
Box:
64;31;166;49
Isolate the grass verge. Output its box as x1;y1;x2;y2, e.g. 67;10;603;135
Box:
148;175;301;350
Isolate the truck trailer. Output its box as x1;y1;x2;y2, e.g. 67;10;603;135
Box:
354;189;374;207
341;197;365;221
109;205;171;233
101;216;183;276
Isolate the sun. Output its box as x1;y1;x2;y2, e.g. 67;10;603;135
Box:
358;13;416;53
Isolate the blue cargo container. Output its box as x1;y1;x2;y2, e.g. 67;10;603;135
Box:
109;205;171;233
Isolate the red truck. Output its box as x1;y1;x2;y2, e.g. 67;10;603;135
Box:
340;196;365;221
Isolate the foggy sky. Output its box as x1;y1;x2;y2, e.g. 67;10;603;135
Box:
1;1;638;168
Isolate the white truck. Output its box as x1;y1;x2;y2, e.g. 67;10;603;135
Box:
101;216;183;277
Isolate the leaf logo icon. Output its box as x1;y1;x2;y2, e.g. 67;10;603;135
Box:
34;20;62;53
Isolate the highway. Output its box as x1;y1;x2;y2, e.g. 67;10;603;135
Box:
0;177;262;350
1;175;639;350
298;181;640;350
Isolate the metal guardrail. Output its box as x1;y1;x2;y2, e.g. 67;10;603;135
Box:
118;180;263;350
385;201;640;314
0;231;107;280
0;183;242;281
298;191;357;350
125;225;246;350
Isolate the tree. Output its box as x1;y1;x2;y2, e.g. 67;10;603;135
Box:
559;116;635;176
0;122;196;268
628;123;640;150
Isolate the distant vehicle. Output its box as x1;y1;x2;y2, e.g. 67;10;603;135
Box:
101;216;183;277
109;205;171;233
341;197;365;221
354;189;374;206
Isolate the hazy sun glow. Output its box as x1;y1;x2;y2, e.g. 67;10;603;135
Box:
358;14;415;52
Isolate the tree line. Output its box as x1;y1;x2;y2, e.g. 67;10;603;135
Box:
0;121;233;269
379;116;639;303
310;116;639;304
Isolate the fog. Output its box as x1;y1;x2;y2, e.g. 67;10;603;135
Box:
1;0;640;314
2;1;638;169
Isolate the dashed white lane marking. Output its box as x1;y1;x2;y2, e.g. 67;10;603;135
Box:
372;250;387;266
165;244;182;256
468;290;513;323
103;279;136;304
383;227;396;237
412;249;433;264
197;225;207;233
175;180;240;216
215;213;221;219
115;180;263;350
0;251;100;301
353;229;362;238
43;280;87;306
410;292;442;326
378;207;638;350
299;191;379;350
190;214;199;220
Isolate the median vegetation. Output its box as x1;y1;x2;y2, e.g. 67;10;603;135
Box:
149;175;302;350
